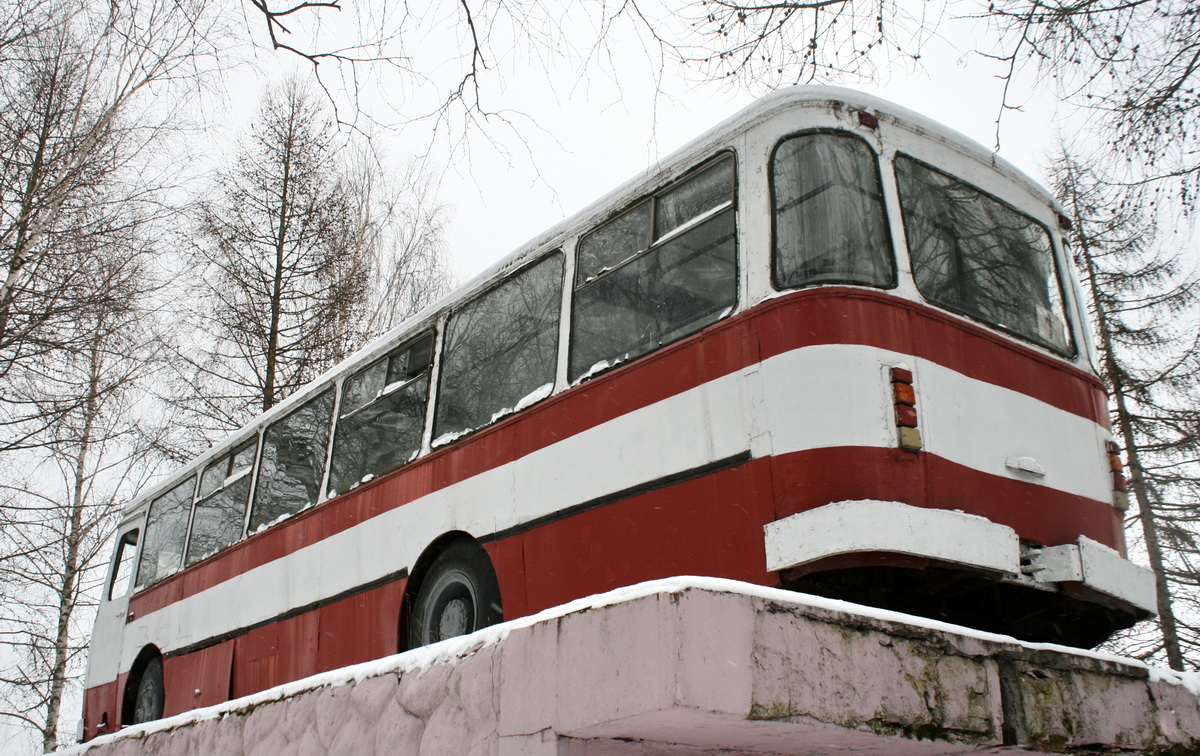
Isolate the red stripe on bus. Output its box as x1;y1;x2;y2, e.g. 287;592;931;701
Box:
96;444;1122;729
128;289;1109;618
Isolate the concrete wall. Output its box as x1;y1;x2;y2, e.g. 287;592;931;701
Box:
62;579;1200;755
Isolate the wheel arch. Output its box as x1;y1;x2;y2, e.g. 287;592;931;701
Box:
120;644;162;725
400;531;498;651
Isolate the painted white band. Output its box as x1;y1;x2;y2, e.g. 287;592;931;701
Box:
763;499;1023;575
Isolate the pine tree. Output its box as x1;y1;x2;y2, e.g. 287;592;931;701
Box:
1054;148;1200;671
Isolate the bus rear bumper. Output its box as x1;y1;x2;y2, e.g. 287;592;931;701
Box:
764;499;1157;617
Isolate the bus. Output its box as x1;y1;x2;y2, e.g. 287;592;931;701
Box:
82;86;1157;739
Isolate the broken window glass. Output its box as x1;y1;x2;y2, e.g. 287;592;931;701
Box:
186;439;258;566
135;477;194;587
570;154;738;382
250;390;335;533
895;156;1073;354
773;132;893;288
328;333;433;495
435;254;563;442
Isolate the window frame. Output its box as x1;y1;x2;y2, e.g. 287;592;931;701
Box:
247;387;337;536
768;129;897;293
327;331;435;495
133;474;198;591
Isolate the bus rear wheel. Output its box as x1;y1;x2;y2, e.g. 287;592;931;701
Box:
406;540;502;649
131;655;164;724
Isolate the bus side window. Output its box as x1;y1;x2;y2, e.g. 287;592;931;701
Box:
249;390;335;534
434;253;564;443
188;439;259;564
108;530;139;601
569;155;737;382
328;333;433;496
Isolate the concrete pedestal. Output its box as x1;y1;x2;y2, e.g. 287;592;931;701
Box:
62;579;1200;755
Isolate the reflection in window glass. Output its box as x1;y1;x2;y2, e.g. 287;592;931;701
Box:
773;132;892;288
570;154;738;382
108;530;139;601
571;209;737;380
329;334;433;495
135;477;194;587
187;440;257;566
655;157;734;239
895;156;1073;354
576;202;651;285
250;390;335;533
435;254;563;442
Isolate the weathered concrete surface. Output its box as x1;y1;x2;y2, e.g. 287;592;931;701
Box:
62;580;1200;755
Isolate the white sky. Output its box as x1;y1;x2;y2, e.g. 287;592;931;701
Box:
227;5;1076;285
429;41;1067;282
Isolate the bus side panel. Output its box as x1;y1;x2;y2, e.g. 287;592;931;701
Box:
233;623;280;699
924;454;1125;555
227;607;319;698
754;291;915;365
315;580;406;672
275;607;320;685
162;640;234;717
770;446;1124;553
83;673;125;739
770;446;925;523
518;459;776;615
485;538;529;622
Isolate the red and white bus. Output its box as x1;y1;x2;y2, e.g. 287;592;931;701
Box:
82;87;1156;739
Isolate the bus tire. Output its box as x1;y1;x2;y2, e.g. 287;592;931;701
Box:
406;539;502;649
131;655;164;724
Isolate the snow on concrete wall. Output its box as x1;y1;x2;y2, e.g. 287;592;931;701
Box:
61;578;1200;755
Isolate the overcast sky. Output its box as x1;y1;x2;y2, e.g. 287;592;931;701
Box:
223;5;1075;285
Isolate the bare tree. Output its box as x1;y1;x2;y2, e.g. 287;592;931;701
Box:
0;232;168;752
0;0;224;454
353;153;454;336
1054;146;1200;671
183;78;451;433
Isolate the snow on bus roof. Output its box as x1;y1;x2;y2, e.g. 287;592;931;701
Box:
122;85;1059;517
62;575;1200;752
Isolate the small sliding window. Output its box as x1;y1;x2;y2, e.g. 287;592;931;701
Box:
570;154;738;381
328;333;433;495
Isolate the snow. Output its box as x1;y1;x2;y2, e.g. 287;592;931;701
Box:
60;576;1200;754
510;382;553;414
431;428;468;447
574;354;631;384
432;383;554;447
251;511;293;535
